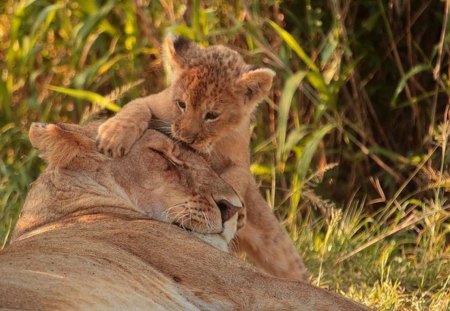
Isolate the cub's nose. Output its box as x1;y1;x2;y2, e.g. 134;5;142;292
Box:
216;199;242;224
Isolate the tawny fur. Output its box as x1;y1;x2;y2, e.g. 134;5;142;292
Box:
0;122;368;311
96;35;309;280
18;122;242;239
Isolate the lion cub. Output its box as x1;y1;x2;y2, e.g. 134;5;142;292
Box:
96;35;308;281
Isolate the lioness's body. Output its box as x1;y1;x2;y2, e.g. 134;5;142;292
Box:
0;122;368;310
2;216;366;311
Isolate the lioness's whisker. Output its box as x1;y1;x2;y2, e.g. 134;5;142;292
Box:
168;209;187;224
201;211;210;230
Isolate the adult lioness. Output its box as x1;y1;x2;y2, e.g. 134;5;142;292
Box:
0;122;368;310
13;121;242;246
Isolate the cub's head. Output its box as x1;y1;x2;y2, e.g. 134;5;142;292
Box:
165;34;275;152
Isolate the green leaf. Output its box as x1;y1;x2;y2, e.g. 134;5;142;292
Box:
77;0;98;14
30;3;62;39
390;64;431;107
284;126;308;159
250;164;272;176
48;86;121;112
268;20;320;73
72;0;116;49
295;124;334;183
0;79;11;122
276;71;307;164
192;0;201;39
306;71;329;99
73;53;112;88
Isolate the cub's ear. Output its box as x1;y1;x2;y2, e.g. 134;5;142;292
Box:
237;68;275;104
29;123;95;168
163;33;199;78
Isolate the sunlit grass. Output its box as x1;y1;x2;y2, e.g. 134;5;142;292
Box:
1;0;449;309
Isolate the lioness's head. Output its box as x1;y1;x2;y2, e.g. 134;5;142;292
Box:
22;122;242;245
165;35;275;152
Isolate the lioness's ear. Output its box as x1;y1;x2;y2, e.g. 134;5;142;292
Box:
29;123;95;168
163;33;199;79
237;68;275;104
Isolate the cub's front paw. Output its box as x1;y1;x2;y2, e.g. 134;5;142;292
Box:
96;118;142;157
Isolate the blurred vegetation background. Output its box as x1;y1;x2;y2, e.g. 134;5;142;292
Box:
0;0;449;309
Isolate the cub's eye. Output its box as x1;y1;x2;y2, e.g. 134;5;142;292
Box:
204;111;220;121
176;100;186;112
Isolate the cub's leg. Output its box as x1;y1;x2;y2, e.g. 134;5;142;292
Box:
96;88;174;157
97;97;152;157
236;180;309;282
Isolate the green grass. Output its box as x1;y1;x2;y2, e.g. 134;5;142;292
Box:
1;1;449;309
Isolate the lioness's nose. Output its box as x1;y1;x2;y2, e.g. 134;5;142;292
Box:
216;199;242;224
